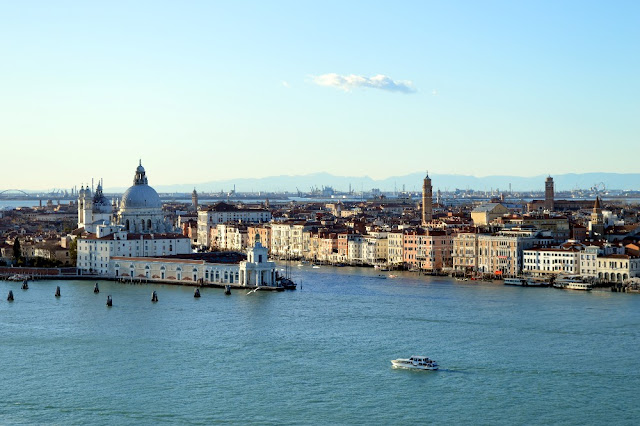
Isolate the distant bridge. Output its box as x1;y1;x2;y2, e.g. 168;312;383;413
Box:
0;189;31;197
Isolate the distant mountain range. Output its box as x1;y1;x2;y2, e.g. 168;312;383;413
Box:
106;172;640;194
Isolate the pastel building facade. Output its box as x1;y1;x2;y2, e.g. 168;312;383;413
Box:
453;233;479;273
197;203;271;247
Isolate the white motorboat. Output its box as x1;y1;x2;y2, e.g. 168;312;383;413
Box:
504;278;526;286
526;278;550;287
504;277;549;287
554;276;592;291
566;282;593;291
391;355;438;371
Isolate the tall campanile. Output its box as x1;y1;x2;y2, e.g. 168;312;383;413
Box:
544;176;554;211
192;188;199;211
422;172;433;225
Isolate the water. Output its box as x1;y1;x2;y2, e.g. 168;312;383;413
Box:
1;267;639;425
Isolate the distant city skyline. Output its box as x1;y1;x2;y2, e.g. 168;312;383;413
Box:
4;170;640;195
1;1;638;189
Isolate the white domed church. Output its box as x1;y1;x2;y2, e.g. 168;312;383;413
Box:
77;181;114;233
117;161;173;233
77;161;174;234
76;161;190;275
75;161;278;289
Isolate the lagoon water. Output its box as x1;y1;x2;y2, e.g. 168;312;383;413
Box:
1;266;639;425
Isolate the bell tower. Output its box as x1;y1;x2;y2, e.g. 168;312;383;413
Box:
544;176;554;211
590;196;605;238
78;185;85;227
192;188;198;211
422;172;433;225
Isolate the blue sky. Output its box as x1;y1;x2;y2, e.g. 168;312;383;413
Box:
1;1;638;190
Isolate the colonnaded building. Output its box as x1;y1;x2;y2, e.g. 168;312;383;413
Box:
75;161;277;286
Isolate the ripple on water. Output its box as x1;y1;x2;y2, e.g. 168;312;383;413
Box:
1;273;639;424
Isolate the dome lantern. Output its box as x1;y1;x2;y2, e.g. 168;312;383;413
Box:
133;160;148;185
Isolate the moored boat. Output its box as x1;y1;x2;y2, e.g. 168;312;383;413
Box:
279;277;297;290
566;282;593;291
504;277;526;286
554;276;592;291
525;278;550;287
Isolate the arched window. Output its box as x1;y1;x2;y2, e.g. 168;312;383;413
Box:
141;219;145;231
147;219;152;230
125;219;130;230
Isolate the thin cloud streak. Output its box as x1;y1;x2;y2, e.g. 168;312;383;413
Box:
312;73;416;94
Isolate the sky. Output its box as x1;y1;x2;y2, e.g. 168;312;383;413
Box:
1;1;638;190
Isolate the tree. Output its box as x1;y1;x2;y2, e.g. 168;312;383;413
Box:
68;237;78;266
12;237;22;263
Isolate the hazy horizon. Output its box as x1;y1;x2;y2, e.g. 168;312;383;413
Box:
5;170;639;194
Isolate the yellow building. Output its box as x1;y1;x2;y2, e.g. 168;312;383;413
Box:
471;203;509;226
453;233;478;273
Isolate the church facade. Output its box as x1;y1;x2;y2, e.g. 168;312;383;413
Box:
75;161;278;287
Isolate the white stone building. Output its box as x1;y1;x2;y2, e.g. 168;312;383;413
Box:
108;237;277;287
77;230;191;275
77;182;114;233
270;221;310;258
76;161;190;275
347;234;365;265
197;202;271;247
116;162;175;233
214;223;248;251
387;231;404;268
596;255;640;283
523;247;581;276
579;246;600;278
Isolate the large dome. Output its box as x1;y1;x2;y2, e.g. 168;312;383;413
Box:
119;161;162;210
120;184;162;209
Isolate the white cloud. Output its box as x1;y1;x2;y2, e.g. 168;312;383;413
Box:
282;81;291;88
312;73;416;94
